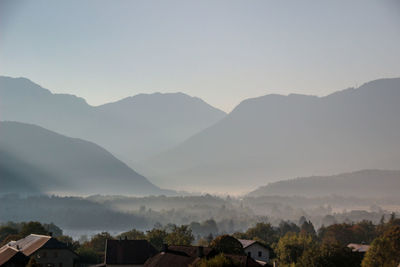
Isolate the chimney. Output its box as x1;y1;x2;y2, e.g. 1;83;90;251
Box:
162;243;168;252
124;236;128;241
49;232;53;237
197;246;204;258
16;245;20;250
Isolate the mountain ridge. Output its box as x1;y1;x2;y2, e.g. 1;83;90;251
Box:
0;76;226;164
140;77;400;192
247;169;400;198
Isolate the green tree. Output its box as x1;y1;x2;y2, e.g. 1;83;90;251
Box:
56;235;80;251
300;221;316;238
165;225;194;246
319;223;353;246
76;246;100;264
146;228;168;250
20;222;48;237
0;225;18;241
192;253;238;267
351;220;377;244
245;222;278;245
275;232;315;266
82;232;113;262
297;243;362;267
209;235;244;255
279;221;300;237
362;225;400;267
117;229;146;240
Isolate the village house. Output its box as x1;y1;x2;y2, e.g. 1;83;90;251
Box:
0;234;79;267
238;239;271;265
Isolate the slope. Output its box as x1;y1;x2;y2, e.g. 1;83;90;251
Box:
0;121;169;196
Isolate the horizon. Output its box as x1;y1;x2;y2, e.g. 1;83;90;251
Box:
2;74;399;113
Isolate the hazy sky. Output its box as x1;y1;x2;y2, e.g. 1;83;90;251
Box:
1;0;399;112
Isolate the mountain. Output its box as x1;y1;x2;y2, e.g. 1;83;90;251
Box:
0;76;226;164
247;170;400;198
140;78;400;192
0;121;170;196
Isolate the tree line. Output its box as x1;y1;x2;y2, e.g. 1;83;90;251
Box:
1;214;399;266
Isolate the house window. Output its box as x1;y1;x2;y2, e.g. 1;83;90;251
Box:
258;251;262;257
247;252;251;257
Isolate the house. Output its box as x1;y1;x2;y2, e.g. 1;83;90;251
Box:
239;239;270;264
1;234;79;267
96;239;158;267
144;244;262;267
0;245;29;267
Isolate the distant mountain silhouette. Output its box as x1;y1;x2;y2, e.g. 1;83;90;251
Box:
0;121;171;195
0;76;226;164
247;170;400;198
140;78;400;192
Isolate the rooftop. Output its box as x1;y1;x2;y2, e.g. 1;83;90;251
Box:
347;243;370;253
105;239;157;265
6;234;70;256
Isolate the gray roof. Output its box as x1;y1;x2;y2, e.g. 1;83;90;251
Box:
238;239;257;248
347;243;370;253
